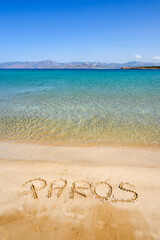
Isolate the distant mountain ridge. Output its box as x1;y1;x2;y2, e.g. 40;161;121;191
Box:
0;60;159;69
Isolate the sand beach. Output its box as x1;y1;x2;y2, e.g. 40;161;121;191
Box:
0;141;160;240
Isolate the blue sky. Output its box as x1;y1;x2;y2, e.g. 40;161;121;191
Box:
0;0;160;63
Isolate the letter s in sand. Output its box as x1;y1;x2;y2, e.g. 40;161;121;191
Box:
117;182;138;202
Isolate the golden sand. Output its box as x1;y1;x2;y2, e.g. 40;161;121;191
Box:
0;142;160;239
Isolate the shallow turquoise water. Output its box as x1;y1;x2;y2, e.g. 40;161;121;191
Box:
0;69;160;145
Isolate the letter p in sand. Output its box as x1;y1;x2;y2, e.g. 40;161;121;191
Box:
22;178;47;199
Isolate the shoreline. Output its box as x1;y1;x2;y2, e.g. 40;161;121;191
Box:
0;140;160;167
1;139;160;149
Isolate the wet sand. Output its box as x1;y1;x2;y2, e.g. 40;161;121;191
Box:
0;141;160;240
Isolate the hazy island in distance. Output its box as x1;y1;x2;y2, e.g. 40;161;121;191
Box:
122;66;160;69
0;60;160;69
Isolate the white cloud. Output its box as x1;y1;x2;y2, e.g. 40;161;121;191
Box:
152;56;160;60
134;54;142;60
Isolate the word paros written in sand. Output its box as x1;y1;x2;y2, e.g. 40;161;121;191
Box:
22;178;138;203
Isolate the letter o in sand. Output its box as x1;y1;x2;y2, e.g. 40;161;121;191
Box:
93;182;112;201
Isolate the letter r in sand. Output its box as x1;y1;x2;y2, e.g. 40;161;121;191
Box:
70;181;92;198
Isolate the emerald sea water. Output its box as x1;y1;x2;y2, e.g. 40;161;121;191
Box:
0;69;160;145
